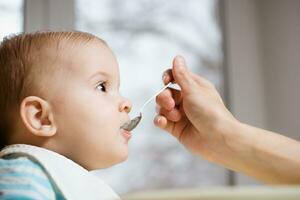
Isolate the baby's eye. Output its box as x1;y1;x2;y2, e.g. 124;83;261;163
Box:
95;82;106;92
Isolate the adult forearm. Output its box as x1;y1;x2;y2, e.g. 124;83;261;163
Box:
222;122;300;184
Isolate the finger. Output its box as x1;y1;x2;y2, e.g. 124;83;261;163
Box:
155;87;182;110
172;55;197;94
166;56;213;89
162;69;174;85
191;73;215;89
169;87;182;106
156;89;175;111
154;115;188;140
159;107;182;122
154;115;175;134
155;105;161;114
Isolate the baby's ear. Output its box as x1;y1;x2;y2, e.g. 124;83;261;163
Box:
20;96;57;137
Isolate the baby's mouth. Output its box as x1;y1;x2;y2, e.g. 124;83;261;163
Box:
120;115;142;131
120;121;131;130
120;122;132;140
120;128;132;140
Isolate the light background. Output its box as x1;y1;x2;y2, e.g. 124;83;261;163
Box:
75;0;226;194
1;0;300;194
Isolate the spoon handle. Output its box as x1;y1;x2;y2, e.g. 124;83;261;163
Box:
139;82;173;114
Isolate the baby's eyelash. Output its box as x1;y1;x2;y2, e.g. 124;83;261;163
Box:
95;82;107;92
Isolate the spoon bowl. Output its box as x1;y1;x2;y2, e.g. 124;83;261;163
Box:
121;82;173;131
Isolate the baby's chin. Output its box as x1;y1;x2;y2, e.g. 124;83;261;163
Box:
84;151;129;171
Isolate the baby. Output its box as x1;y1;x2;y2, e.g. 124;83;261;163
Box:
0;31;133;199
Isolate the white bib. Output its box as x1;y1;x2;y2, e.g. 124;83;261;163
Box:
0;144;120;200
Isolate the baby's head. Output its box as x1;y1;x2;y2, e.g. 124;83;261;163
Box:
0;31;132;170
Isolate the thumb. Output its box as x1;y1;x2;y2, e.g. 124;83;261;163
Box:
172;55;196;94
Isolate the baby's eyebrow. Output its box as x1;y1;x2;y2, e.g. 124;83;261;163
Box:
88;71;108;81
88;70;120;87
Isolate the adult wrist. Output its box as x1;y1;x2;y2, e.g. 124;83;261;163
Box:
214;119;255;169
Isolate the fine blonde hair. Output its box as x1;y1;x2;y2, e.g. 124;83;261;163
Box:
0;30;104;149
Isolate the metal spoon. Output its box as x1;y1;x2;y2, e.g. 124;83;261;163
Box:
121;82;173;131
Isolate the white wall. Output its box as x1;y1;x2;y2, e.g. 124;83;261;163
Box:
259;0;300;140
224;0;266;185
224;0;300;185
224;0;267;129
24;0;74;32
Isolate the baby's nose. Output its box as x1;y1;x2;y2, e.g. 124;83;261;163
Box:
119;98;132;113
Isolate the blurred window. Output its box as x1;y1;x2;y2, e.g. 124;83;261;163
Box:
0;0;24;41
76;0;226;194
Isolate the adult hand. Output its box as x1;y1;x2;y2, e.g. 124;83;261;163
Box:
154;55;238;162
154;55;300;184
154;56;237;160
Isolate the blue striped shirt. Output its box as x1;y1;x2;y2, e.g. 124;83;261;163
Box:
0;154;65;200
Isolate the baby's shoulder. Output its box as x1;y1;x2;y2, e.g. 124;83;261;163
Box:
0;155;63;199
0;155;49;178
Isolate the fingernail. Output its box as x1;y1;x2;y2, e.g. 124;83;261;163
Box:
155;115;161;124
157;117;161;124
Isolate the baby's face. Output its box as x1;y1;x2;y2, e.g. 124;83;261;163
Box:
48;40;132;170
